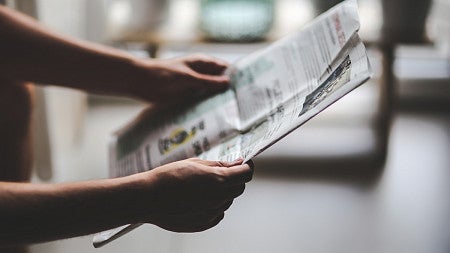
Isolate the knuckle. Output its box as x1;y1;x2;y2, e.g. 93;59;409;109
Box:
213;160;227;167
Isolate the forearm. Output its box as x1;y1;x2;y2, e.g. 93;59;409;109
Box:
0;174;151;246
0;158;253;246
0;6;144;96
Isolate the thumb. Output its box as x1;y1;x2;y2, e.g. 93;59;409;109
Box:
219;160;254;186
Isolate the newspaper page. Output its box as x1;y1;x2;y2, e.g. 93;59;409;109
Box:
93;0;371;247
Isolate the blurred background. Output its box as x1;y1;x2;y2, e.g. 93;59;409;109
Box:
4;0;449;252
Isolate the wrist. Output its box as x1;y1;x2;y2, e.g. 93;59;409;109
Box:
127;58;170;102
111;171;159;223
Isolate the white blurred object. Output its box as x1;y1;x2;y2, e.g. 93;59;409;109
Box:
429;0;450;56
86;0;169;43
199;0;275;41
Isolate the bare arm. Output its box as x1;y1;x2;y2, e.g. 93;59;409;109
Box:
0;6;249;247
0;158;253;246
0;6;229;103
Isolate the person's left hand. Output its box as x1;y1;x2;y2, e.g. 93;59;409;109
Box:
130;54;230;105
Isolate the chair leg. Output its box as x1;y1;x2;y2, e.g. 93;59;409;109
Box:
374;44;396;165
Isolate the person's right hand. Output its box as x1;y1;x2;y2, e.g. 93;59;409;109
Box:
134;158;253;232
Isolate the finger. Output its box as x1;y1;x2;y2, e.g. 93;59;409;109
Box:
201;200;234;214
246;159;255;170
153;212;225;233
192;213;225;232
200;158;252;185
215;200;233;212
221;158;245;167
186;55;229;75
188;213;225;233
190;181;246;203
223;184;246;199
185;53;229;66
195;158;243;167
189;61;228;75
183;188;240;207
151;207;220;221
219;163;254;186
167;198;232;214
190;72;230;89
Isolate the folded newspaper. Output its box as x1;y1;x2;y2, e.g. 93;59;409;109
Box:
93;0;371;247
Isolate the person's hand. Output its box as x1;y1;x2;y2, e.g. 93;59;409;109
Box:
131;54;230;105
135;158;253;232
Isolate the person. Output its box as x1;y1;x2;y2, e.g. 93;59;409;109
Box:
0;4;254;250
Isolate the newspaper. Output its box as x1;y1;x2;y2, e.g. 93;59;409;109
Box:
93;0;371;247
